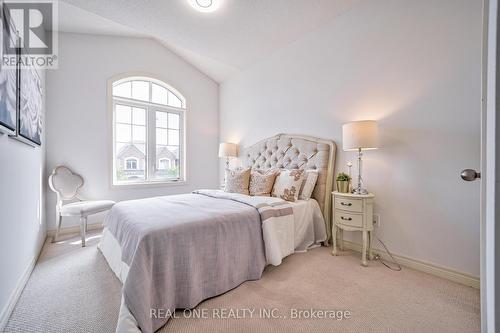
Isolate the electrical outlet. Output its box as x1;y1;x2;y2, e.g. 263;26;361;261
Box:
373;213;381;227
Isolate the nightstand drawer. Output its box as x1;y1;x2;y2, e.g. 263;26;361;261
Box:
335;197;363;213
335;211;363;228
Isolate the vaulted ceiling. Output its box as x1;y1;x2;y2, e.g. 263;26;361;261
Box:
59;0;361;82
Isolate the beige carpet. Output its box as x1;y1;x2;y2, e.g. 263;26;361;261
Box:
5;230;480;333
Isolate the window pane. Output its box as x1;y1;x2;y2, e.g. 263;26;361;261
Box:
132;125;146;142
115;105;131;123
113;82;131;98
132;81;149;101
134;143;146;154
154;145;180;180
152;84;168;105
168;91;182;108
168;129;179;146
156;128;168;145
167;145;180;159
115;145;146;182
132;107;146;125
116;142;127;154
156;111;168;128
168;113;179;129
116;123;131;142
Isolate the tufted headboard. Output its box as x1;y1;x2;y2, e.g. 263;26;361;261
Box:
242;134;336;242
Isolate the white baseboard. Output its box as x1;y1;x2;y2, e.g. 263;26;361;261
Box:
0;223;104;330
0;241;43;331
46;222;103;238
341;240;480;289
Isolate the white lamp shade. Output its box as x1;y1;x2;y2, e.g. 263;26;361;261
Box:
218;143;238;158
342;120;379;151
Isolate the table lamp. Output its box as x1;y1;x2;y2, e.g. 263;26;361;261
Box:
342;120;379;195
218;142;237;169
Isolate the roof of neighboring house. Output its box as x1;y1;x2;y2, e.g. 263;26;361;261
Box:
117;144;179;160
157;146;178;160
116;144;145;159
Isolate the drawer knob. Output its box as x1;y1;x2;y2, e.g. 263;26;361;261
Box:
341;216;353;221
341;202;352;206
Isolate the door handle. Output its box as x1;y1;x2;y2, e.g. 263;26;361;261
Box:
460;169;481;181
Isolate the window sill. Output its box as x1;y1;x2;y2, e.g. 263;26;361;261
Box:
112;180;188;189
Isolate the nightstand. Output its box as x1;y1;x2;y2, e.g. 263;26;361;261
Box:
331;191;375;266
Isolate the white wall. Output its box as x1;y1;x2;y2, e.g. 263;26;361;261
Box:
0;72;46;327
220;0;482;276
45;33;219;229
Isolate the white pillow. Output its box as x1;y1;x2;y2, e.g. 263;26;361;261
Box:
271;169;305;202
299;170;319;200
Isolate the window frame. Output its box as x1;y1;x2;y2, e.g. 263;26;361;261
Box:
109;75;187;187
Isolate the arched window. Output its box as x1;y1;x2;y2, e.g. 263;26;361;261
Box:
124;158;138;170
111;76;185;185
158;158;171;170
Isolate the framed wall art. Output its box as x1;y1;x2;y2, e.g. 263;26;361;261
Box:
0;2;19;135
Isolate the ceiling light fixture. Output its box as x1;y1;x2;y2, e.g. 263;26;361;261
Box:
188;0;221;13
196;0;212;8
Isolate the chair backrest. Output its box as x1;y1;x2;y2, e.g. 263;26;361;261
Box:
48;166;84;202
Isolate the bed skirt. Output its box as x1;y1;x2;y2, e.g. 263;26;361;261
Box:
98;228;141;333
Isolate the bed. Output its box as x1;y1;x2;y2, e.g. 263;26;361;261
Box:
98;134;336;333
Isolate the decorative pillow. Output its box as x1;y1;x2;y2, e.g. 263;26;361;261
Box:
249;169;278;196
299;170;319;200
224;168;251;195
271;169;305;202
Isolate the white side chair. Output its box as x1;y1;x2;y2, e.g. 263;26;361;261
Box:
48;166;115;247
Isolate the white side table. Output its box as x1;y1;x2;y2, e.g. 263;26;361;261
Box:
331;191;375;266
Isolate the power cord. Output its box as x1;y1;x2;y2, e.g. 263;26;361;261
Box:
373;237;402;271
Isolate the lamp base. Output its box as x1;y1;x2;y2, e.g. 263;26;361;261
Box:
352;148;369;195
352;188;369;195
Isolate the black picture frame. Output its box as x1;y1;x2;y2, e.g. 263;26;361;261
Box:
0;2;19;134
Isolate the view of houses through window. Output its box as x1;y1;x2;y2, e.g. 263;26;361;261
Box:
112;77;185;184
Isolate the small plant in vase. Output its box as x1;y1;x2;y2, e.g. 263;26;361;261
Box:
336;172;351;193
